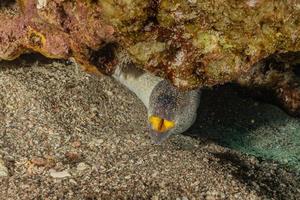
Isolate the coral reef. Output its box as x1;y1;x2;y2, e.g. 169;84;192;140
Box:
0;0;300;115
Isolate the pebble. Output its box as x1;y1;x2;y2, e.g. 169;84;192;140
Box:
77;162;89;171
69;179;78;185
65;152;80;163
151;195;159;200
49;169;71;178
0;159;9;177
31;157;47;167
96;139;104;144
105;90;113;96
71;141;81;148
124;175;131;180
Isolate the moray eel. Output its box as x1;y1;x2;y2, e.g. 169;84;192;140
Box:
113;52;201;144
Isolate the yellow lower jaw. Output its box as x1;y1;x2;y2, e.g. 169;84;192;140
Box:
149;116;175;133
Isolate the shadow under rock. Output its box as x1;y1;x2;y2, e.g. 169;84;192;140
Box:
0;53;68;71
186;84;300;171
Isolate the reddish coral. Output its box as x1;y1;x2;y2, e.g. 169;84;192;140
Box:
0;0;115;74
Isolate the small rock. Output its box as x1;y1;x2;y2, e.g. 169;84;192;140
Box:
96;139;104;145
122;154;129;160
77;162;88;171
105;90;113;96
191;181;200;186
71;140;81;148
124;175;131;180
69;179;77;185
152;171;159;177
31;157;47;167
0;159;9;177
65;152;81;163
49;169;71;179
151;195;159;200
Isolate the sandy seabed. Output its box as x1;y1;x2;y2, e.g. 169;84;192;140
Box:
0;55;299;199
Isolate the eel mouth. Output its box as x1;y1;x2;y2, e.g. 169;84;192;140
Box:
149;115;175;133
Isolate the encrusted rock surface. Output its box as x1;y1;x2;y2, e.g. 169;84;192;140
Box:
0;0;300;115
0;0;115;73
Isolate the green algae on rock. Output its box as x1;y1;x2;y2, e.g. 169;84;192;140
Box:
116;0;300;88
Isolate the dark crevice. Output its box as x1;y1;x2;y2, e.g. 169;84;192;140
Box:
259;52;300;75
0;0;16;8
262;56;291;75
0;53;65;70
275;51;300;64
89;42;119;75
142;0;160;28
294;64;300;77
89;0;99;4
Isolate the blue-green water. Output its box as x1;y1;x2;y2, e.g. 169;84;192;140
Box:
189;86;300;171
